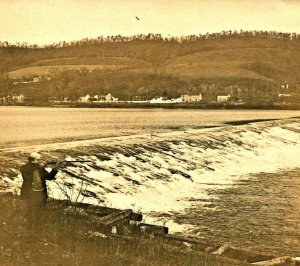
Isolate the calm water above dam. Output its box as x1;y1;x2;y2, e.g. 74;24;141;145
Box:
1;106;300;147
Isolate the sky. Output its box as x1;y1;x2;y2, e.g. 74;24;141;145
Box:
0;0;300;45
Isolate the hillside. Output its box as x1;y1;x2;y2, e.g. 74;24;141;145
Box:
1;32;300;101
7;57;151;79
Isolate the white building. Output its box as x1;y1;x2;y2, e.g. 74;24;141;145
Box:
92;95;100;101
12;94;25;102
181;94;202;102
92;93;118;102
105;93;112;102
33;77;41;83
217;94;231;102
79;94;90;102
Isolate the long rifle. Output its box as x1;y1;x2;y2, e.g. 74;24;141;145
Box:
44;160;92;168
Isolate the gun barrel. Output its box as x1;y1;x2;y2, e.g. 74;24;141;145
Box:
45;160;92;166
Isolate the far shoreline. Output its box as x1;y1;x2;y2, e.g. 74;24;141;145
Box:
1;102;300;110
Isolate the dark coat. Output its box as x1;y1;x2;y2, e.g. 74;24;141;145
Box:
20;162;57;199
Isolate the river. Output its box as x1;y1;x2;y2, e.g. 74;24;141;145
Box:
0;106;299;257
1;106;300;147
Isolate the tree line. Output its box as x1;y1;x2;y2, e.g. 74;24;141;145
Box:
1;30;300;74
1;30;299;49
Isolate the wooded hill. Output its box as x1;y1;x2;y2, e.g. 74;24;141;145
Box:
1;31;300;101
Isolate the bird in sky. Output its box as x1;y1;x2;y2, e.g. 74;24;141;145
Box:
135;16;140;21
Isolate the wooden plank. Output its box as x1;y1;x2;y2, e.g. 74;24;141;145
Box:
47;200;143;222
128;222;169;236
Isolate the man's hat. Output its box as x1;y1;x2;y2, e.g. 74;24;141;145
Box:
28;152;41;161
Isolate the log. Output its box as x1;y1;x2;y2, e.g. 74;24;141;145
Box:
139;223;169;236
85;206;142;221
127;221;169;236
130;212;143;222
96;209;133;226
52;201;143;222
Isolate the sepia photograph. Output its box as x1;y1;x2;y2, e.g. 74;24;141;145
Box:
0;0;300;265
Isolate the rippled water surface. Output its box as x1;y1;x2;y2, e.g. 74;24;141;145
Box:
1;106;300;147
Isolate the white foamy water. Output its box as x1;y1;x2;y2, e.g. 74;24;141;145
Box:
1;118;300;233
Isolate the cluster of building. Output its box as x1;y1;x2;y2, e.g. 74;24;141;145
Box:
48;93;119;103
0;92;247;105
0;94;25;104
1;82;295;105
78;93;118;102
49;93;205;104
134;94;203;104
130;93;231;104
1;92;225;104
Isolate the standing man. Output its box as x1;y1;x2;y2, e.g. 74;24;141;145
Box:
20;152;58;225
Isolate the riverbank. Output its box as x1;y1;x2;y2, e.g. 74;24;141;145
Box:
1;194;298;266
2;102;300;110
0;194;244;265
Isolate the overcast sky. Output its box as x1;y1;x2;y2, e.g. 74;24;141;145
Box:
1;0;300;44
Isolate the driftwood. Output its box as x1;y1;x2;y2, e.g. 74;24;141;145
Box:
95;209;133;226
139;223;169;236
128;221;169;236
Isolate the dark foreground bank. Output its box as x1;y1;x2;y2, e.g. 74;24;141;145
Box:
0;194;299;266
